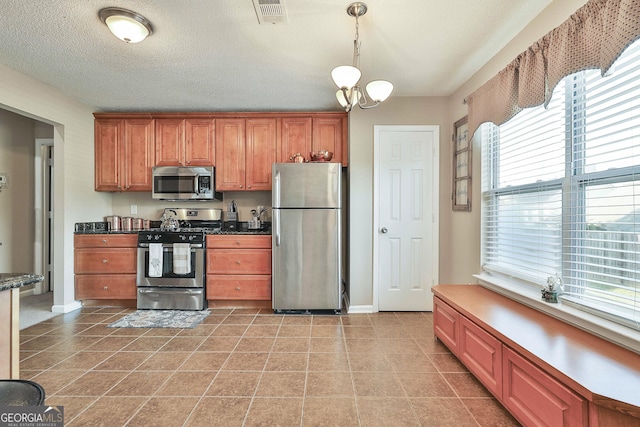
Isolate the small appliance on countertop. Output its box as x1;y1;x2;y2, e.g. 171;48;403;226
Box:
224;200;239;231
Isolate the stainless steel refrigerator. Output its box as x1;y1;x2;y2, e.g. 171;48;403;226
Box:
272;162;342;313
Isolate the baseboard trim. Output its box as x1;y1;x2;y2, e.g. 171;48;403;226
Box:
52;300;82;314
347;304;374;314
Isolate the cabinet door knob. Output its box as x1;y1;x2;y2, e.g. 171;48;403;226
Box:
103;286;109;290
247;185;251;189
102;239;107;243
102;259;108;263
235;287;241;291
236;260;241;265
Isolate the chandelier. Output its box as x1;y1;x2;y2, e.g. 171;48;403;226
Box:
331;2;393;112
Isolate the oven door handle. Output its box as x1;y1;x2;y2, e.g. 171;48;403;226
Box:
138;243;203;249
138;288;203;295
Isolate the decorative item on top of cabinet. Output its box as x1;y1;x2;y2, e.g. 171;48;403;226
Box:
215;118;276;191
74;234;137;301
155;118;215;167
94;117;155;191
206;235;271;304
277;114;348;166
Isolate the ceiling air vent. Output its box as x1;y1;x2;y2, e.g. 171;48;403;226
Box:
252;0;288;25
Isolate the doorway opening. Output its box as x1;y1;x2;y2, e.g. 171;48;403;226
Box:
34;139;54;294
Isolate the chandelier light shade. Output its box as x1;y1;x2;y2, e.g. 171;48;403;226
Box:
99;7;154;43
331;2;393;112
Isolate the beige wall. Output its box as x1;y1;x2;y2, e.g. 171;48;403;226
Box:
349;0;590;309
348;96;451;308
0;109;35;273
0;62;109;312
0;0;589;312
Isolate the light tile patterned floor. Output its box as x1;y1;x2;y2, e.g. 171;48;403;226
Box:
19;307;520;426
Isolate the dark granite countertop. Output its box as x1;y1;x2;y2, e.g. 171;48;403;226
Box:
0;273;45;292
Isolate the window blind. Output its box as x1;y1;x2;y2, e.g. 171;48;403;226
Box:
482;38;640;330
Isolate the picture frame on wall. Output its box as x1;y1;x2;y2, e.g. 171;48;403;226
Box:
452;115;471;211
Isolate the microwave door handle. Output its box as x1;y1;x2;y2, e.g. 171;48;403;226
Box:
194;174;199;194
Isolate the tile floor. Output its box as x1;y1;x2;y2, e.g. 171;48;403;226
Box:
19;307;520;426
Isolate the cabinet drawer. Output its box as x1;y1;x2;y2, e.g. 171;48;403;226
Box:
207;275;271;300
206;234;271;249
74;234;137;248
460;315;502;398
74;248;137;274
433;297;459;354
503;347;587;427
75;274;137;299
207;249;271;275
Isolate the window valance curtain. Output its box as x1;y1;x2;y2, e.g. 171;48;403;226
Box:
466;0;640;138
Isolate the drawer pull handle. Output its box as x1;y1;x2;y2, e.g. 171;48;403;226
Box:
235;287;241;291
235;260;241;265
102;259;108;263
103;286;108;290
102;239;107;243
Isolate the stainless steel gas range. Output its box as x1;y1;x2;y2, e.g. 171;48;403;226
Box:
136;208;222;310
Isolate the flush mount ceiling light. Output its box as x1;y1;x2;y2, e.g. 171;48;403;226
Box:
331;2;393;112
99;7;153;43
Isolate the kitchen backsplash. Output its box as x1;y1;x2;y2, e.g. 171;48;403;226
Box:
110;191;272;222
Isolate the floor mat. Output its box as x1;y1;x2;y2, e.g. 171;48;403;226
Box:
107;309;210;329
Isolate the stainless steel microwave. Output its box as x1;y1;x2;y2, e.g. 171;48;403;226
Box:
152;166;222;201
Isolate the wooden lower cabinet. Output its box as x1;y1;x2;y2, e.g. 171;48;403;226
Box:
434;296;587;426
75;274;137;300
206;235;271;302
433;296;459;353
74;234;137;301
503;347;587;426
459;315;502;398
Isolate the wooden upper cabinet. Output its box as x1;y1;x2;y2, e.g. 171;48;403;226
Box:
278;117;312;162
155;118;215;166
95;118;154;191
95;119;122;191
215;118;276;191
123;119;155;190
246;118;276;191
313;116;347;165
185;118;215;166
155;119;184;166
215;119;246;191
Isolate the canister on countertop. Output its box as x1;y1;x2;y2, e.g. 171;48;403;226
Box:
143;219;151;230
105;215;121;232
132;218;144;231
121;217;133;231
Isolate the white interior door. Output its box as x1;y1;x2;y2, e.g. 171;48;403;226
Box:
374;126;439;311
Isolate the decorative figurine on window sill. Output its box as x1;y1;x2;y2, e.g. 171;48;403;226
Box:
542;273;563;303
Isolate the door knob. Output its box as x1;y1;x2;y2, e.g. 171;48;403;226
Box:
380;227;388;234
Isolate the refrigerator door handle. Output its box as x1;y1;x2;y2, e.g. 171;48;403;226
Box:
273;169;281;208
274;209;281;246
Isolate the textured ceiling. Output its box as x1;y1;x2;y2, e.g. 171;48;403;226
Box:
0;0;552;112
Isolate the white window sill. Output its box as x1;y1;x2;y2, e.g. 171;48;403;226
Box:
474;273;640;355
